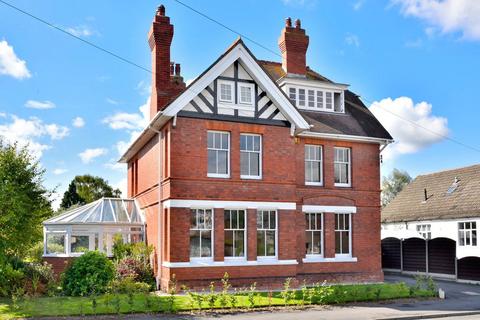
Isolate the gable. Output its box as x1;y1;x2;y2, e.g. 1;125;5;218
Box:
180;60;287;124
161;39;310;131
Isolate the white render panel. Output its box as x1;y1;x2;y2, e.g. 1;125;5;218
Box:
382;218;480;259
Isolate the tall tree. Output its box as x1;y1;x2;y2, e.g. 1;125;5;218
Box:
0;142;53;258
381;168;412;207
60;174;121;209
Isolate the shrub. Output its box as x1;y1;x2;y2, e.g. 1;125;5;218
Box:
110;277;150;294
0;263;25;297
62;251;115;296
247;282;257;309
115;257;155;288
167;274;177;313
23;262;55;296
207;282;218;310
25;242;44;263
281;278;294;306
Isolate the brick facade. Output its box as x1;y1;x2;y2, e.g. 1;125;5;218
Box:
129;116;384;290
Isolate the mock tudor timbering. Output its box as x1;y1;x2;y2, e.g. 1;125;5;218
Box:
122;5;392;290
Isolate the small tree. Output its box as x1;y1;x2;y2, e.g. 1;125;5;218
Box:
0;142;53;259
382;169;412;207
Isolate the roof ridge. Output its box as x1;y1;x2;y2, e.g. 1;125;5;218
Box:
416;163;480;178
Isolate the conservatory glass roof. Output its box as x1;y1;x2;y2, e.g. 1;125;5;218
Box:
44;198;145;225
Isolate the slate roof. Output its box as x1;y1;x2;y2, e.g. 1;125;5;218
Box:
382;164;480;223
257;60;393;140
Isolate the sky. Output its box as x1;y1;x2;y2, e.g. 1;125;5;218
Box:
1;0;479;209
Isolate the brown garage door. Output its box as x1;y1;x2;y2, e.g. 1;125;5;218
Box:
428;238;456;275
403;238;426;272
382;238;401;270
458;257;480;281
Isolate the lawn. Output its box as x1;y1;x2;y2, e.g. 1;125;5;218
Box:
0;282;436;319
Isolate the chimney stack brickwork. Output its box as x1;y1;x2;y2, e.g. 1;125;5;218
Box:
148;5;186;120
278;17;309;76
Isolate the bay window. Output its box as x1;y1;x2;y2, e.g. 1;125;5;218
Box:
305;213;322;255
224;210;246;258
190;209;213;258
257;210;277;257
207;131;230;178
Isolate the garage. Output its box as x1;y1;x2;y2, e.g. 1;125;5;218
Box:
381;237;401;270
427;238;456;275
458;257;480;282
402;238;426;272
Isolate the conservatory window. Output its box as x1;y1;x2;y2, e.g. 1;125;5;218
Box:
46;233;66;255
70;235;90;254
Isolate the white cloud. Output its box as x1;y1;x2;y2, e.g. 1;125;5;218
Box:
0;40;31;79
345;33;360;47
393;0;480;40
369;97;449;160
50;191;63;211
0;115;69;158
79;148;108;164
25;100;56;110
72;116;85;128
116;130;141;156
53;168;68;175
65;25;96;37
353;0;365;10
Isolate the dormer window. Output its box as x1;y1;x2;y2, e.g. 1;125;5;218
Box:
219;80;234;103
238;83;254;105
287;86;344;113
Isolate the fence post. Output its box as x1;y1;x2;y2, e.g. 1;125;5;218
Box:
400;239;403;273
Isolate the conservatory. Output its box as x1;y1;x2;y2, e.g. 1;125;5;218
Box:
43;198;145;257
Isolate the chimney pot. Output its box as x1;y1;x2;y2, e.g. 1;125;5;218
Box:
170;62;174;75
295;18;301;29
175;63;181;76
157;4;165;16
286;17;292;27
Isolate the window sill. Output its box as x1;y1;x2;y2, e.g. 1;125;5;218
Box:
334;183;351;188
303;256;357;263
43;254;68;258
241;175;262;180
305;182;323;186
207;174;230;179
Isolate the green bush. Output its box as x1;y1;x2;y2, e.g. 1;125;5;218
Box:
110;277;150;294
62;251;115;296
0;263;25;297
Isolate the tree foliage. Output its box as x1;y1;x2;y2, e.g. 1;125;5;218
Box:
381;168;412;207
0;142;53;259
60;174;121;209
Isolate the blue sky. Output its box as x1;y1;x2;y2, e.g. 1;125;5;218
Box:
1;0;479;208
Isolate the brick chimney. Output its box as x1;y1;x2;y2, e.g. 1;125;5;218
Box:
148;5;185;119
278;17;309;76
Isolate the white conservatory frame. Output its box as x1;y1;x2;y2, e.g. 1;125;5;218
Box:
43;198;145;258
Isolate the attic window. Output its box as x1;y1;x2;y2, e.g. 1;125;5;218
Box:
288;86;344;113
447;177;460;194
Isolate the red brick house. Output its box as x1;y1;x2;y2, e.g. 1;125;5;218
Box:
119;5;393;290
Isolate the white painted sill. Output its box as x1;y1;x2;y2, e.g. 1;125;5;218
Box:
305;181;323;187
302;256;358;263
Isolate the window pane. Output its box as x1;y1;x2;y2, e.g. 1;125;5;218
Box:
263;211;269;230
257;231;265;256
250;153;259;176
289;87;296;101
298;89;305;106
313;231;321;254
238;210;245;229
201;230;212;257
234;230;245;256
218;150;228;174
213;132;221;149
266;231;276;256
190;210;197;228
190;230;200;257
473;231;477;246
326;92;332;109
207;132;214;148
231;210;238;229
269;211;276;229
335;232;341;254
257;211;263;228
224;211;231;229
240;152;249;176
46;234;65;254
208;150;216;174
311;162;320;182
316;91;323;108
305;231;312;254
316;214;322;231
204;210;212;229
308;90;315;107
221;133;228;150
240;135;247;150
341;231;350;254
224;230;233;257
253;136;260;152
305;214;310;230
71;235;89;253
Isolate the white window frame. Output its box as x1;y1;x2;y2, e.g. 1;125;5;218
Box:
240;133;262;180
207;131;230;178
305;212;323;257
224;209;247;260
334;147;351;187
256;209;278;259
416;224;431;240
305;144;323;186
335;213;352;258
44;231;67;257
459;221;477;247
69;233;95;257
238;83;255;106
286;85;344;113
189;208;214;260
218;80;234;104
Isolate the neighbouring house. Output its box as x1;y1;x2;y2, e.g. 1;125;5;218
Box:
381;164;480;283
43;5;393;290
